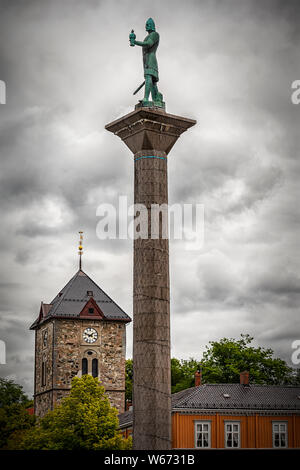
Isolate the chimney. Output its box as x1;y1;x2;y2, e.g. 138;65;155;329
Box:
240;371;250;386
195;369;202;387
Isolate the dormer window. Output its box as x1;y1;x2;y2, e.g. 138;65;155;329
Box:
87;291;93;297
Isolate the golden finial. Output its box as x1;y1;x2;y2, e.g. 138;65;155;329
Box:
78;231;83;270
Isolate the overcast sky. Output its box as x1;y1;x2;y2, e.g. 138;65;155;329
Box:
0;0;299;397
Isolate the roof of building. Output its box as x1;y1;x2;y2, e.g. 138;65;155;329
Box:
30;269;131;329
118;384;300;427
173;383;300;410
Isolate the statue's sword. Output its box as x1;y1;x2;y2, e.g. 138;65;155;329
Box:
133;81;145;95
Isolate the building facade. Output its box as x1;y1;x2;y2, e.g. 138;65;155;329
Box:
30;269;131;417
119;373;300;449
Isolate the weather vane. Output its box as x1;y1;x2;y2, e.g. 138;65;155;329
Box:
78;231;83;270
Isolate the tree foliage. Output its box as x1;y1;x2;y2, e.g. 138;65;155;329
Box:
0;378;35;449
126;334;298;399
125;359;133;403
171;358;200;393
0;377;32;408
18;375;131;450
201;334;296;385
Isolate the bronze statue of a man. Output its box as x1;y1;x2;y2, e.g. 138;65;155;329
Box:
129;18;164;107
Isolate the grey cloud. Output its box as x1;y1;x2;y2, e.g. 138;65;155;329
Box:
0;0;299;396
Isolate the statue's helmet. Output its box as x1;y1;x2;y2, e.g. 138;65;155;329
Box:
145;18;156;32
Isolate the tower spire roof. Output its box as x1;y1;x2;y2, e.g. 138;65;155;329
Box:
29;232;131;329
30;269;131;329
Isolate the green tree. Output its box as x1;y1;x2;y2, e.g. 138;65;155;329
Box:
125;358;199;399
125;335;298;399
0;377;32;407
171;358;200;393
125;359;133;403
18;375;131;450
1;403;36;449
201;334;296;385
0;378;35;449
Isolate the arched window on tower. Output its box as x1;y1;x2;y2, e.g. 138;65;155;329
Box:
41;360;47;386
82;358;88;375
92;358;98;378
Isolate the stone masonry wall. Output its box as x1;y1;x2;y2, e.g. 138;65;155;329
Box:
35;318;126;417
34;321;54;416
35;391;53;418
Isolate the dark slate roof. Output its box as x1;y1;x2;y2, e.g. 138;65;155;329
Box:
118;384;300;427
30;269;131;328
173;384;300;410
118;409;133;428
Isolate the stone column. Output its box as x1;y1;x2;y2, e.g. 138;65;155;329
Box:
105;107;196;450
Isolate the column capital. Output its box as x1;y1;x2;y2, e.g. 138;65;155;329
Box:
105;107;196;155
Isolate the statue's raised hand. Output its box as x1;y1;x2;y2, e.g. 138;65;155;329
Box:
129;30;136;46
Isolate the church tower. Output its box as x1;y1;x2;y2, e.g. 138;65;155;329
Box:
30;234;131;417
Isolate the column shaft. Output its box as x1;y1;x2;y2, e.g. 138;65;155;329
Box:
133;150;171;450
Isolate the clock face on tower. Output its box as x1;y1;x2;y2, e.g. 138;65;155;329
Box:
83;327;98;344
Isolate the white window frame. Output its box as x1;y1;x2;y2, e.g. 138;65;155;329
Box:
194;420;211;448
224;421;241;448
272;421;288;448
